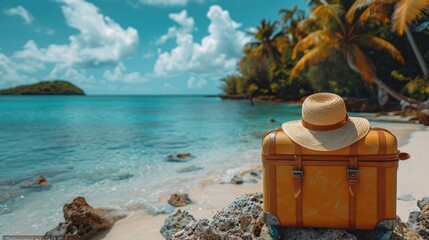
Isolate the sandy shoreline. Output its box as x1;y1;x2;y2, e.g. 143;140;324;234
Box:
100;123;428;239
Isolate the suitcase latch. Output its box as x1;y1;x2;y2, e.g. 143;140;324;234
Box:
347;168;359;179
292;169;304;179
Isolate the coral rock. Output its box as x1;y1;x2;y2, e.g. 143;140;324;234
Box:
43;196;125;240
168;193;192;207
416;197;429;239
170;193;266;239
160;209;195;238
169;193;422;240
391;217;421;240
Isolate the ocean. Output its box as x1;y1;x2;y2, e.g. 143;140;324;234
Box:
0;96;302;235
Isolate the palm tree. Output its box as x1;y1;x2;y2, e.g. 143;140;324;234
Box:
279;5;306;43
290;3;417;102
347;0;429;75
246;20;288;66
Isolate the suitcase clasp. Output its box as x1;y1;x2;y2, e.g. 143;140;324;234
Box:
292;169;304;179
347;168;359;179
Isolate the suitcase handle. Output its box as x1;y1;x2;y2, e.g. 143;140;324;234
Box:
398;151;410;160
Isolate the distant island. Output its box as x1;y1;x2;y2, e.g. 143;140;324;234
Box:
0;80;85;95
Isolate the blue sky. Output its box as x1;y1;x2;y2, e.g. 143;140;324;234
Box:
0;0;306;95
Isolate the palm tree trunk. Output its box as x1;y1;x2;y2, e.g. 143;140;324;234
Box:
373;78;420;104
405;28;429;75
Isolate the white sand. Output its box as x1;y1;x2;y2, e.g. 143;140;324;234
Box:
100;124;428;239
100;182;263;240
396;128;429;221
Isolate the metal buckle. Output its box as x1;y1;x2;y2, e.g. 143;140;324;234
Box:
292;169;304;179
347;168;359;179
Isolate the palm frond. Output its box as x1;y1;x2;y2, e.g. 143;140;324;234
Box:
292;30;332;59
279;5;297;24
346;44;376;82
290;43;333;78
311;4;344;31
273;37;291;53
296;18;318;34
346;0;378;23
356;2;390;27
354;34;404;64
392;0;429;35
346;0;398;23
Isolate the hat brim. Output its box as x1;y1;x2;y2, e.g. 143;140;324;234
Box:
281;117;370;151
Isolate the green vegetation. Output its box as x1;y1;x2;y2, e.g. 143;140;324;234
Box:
220;0;429;107
0;80;85;95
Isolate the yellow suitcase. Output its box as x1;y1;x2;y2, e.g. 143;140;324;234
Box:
262;127;410;238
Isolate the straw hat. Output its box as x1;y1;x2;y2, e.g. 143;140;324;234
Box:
282;93;370;151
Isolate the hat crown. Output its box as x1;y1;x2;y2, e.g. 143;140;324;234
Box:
302;93;347;126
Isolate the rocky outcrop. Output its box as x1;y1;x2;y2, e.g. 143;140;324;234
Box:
167;193;422;240
409;196;429;239
43;197;126;240
391;217;421;240
170;193;266;239
160;210;196;239
168;193;192;207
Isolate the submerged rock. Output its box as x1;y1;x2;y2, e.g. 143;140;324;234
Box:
43;196;125;240
167;153;192;162
176;165;203;173
177;153;191;159
33;175;49;186
160;209;195;238
20;175;50;189
168;193;192;207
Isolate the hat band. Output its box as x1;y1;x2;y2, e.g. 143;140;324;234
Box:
302;114;349;131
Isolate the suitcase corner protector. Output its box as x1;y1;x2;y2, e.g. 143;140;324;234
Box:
375;219;396;231
264;212;280;226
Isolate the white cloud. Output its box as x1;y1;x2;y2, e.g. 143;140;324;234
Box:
154;5;250;76
137;0;203;7
103;63;148;83
48;65;95;83
13;0;139;69
0;53;30;83
4;6;34;25
155;10;194;45
1;0;140;86
187;76;207;88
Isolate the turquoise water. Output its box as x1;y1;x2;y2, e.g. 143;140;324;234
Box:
0;96;302;234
